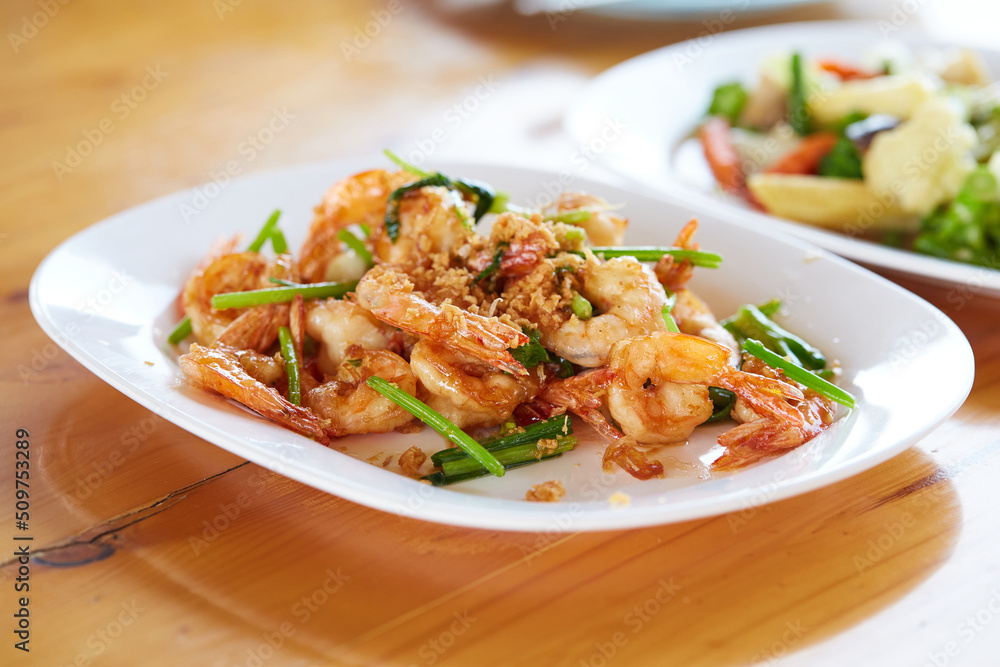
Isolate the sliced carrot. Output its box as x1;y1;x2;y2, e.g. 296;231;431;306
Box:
699;116;745;194
764;132;839;176
817;58;881;81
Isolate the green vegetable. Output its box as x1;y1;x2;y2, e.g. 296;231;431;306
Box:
571;292;593;320
269;228;288;254
661;290;680;333
508;327;552;368
575;247;723;268
706;386;736;423
913;166;1000;267
385;174;452;242
545;210;592;225
337;228;374;267
722;304;826;370
789;52;812;136
454;178;496;221
277;326;300;406
366;376;505;477
818;138;864;180
247;210;283;253
211;281;356;309
431;415;573;466
708;82;748;125
831;111;868;137
433;437;577;483
167;316;192;345
743;339;855;408
383;149;432;178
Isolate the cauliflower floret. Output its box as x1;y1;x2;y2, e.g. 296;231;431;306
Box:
810;72;938;125
863;98;977;216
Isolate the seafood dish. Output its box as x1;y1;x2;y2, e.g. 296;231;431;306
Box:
167;153;854;492
698;44;1000;269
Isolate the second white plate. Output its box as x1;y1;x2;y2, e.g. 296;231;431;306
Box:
564;20;1000;297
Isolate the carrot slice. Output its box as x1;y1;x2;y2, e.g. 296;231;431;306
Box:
764;132;839;176
699;117;745;194
817;58;881;81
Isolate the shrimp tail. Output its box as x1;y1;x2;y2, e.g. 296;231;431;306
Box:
214;304;290;353
180;344;329;445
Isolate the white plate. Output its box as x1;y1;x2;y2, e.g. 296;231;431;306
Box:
30;156;974;532
564;20;1000;297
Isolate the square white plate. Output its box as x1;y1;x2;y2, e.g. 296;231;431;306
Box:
29;156;974;531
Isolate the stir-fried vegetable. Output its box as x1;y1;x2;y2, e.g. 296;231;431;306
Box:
789;52;812;136
211;281;356;309
722;302;826;370
278;326;301;406
708;82;748;125
743;340;855;408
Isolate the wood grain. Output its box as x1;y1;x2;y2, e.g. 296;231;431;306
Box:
3;0;1000;665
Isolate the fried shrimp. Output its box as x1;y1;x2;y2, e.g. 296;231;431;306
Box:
305;299;394;374
355;264;529;375
374;185;476;267
543;253;668;367
303;347;417;436
299;169;417;283
179;344;328;444
182;252;296;347
671;289;740;362
410;340;540;429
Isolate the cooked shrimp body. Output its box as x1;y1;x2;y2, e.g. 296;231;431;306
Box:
298;169;416;283
355;264;529;375
606;332;808;446
374;185;476;267
305;299;393;374
214;303;290;353
179;344;328;444
671;289;740;362
182;251;296;346
550;192;627;246
303;347;417;436
410;340;540;429
544;253;668;367
472;212;559;279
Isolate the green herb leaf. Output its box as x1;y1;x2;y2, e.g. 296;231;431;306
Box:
708;82;748;125
818;138;864;180
508;327;552;368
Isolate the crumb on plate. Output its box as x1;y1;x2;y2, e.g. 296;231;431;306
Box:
399;445;427;477
526;480;566;503
609;491;631;508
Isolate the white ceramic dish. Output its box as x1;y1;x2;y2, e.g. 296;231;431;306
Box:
514;0;822;20
29;156;974;531
564;20;1000;297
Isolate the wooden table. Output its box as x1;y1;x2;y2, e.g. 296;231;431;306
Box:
3;0;999;664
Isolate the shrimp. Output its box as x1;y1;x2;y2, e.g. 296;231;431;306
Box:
305;299;395;374
214;303;290;353
303;347;417;436
179;344;329;444
299;169;417;283
182;251;296;346
671;289;740;362
410;340;540;429
548;192;627;246
654;218;700;293
373;185;476;267
354;264;529;375
542;253;668;367
469;212;559;280
606;332;806;446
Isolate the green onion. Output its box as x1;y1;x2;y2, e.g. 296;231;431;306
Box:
278;326;300;406
578;247;723;268
366;376;505;477
723;304;826;370
268;277;300;287
489;191;511;213
474;242;508;284
743;339;855;408
757;299;782;318
337;228;374;266
789;52;812;136
269;228;289;254
167;316;192;345
211;281;356;309
454;178;496;221
571;292;593;319
706;386;736;423
431;415;573;466
383;149;432;178
247;210;282;253
439;436;577;480
545;210;592;225
662;290;680;333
